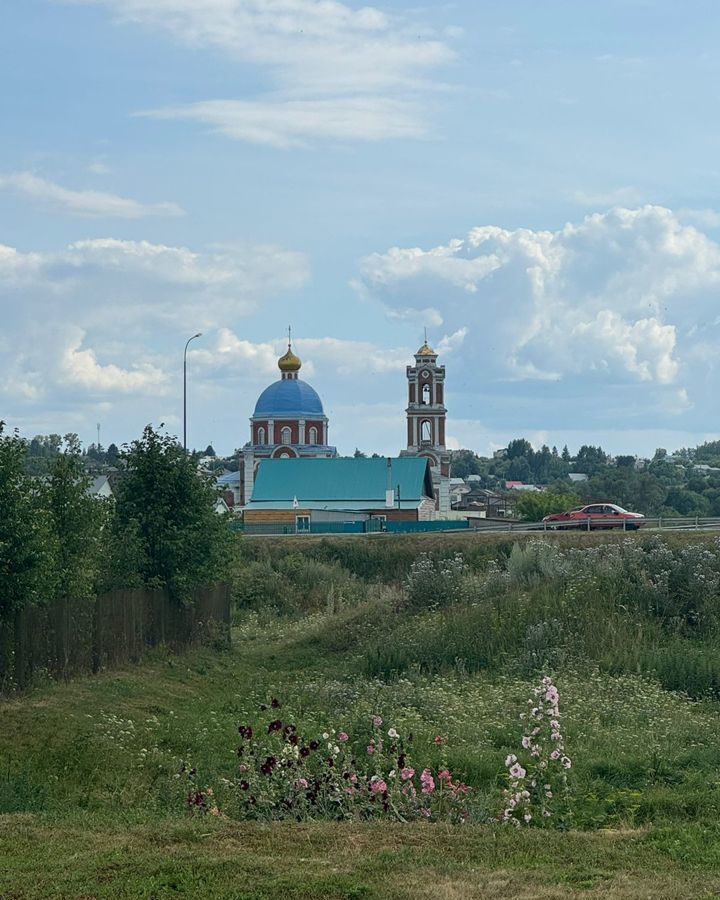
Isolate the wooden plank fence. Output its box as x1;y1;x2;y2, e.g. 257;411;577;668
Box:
0;583;230;693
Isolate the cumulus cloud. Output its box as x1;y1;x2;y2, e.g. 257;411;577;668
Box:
0;172;184;218
358;206;720;422
67;0;454;144
0;236;311;438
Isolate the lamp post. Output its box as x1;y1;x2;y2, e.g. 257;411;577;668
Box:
183;332;202;452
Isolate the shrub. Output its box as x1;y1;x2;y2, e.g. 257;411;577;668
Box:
405;552;466;610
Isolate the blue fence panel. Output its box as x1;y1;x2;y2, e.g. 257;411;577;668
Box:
385;520;469;534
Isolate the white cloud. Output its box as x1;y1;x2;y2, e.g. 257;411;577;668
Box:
0;172;184;218
67;0;454;144
142;96;427;148
358;206;720;417
61;329;169;393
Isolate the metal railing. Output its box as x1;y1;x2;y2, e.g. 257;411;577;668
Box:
469;515;720;534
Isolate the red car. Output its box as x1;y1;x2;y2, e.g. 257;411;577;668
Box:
543;503;644;530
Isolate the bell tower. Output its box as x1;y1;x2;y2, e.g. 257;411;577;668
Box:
401;335;451;515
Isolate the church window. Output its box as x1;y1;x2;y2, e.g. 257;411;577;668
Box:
422;383;430;405
309;426;318;445
421;420;432;443
281;426;292;445
257;427;265;445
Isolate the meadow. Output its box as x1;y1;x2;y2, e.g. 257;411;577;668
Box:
4;531;720;897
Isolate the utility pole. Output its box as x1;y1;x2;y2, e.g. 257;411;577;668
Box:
183;333;202;453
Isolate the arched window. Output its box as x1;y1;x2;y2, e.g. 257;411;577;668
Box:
421;420;432;443
422;383;430;405
281;426;292;445
257;427;265;445
308;427;318;445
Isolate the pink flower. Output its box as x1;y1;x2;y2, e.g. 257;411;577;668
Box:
505;754;517;767
420;768;435;794
521;736;532;749
420;808;431;818
509;763;526;779
434;735;445;745
370;777;387;794
550;749;560;760
346;786;356;795
366;744;375;755
372;716;383;728
337;732;349;742
401;767;415;781
295;778;309;788
438;769;451;782
561;756;572;769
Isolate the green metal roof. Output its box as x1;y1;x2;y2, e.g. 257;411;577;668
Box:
248;457;434;505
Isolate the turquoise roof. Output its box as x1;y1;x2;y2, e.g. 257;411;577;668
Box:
248;457;434;505
253;378;324;417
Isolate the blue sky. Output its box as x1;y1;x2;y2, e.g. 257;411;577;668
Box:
3;0;720;457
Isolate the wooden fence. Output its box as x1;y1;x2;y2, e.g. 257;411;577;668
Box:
0;583;231;693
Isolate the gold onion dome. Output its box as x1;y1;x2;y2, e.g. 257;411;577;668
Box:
278;344;302;373
417;341;435;355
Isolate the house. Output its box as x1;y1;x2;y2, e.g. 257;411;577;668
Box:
449;477;471;506
87;475;113;498
568;473;589;483
243;457;436;531
216;471;241;507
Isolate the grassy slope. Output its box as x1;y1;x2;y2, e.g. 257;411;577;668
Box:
3;613;720;898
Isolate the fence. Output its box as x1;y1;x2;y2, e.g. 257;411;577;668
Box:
468;515;720;534
242;519;470;536
0;583;231;693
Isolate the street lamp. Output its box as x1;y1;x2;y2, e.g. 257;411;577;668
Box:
183;332;202;452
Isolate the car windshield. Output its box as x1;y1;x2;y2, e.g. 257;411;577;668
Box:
612;505;629;513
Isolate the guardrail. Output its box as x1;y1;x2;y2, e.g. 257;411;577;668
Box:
469;515;720;534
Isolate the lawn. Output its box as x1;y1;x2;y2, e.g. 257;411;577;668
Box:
5;533;720;897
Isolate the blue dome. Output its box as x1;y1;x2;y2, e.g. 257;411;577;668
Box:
253;378;325;417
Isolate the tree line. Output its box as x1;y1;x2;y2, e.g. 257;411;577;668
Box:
0;423;231;619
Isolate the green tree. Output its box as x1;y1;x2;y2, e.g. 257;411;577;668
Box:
506;438;534;460
449;449;481;479
507;457;531;482
113;425;232;599
45;435;107;599
0;422;57;616
516;491;581;522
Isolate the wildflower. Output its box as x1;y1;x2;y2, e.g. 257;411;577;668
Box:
338;732;349;742
521;736;532;749
434;735;445;745
370;777;387;794
388;727;399;739
523;813;532;823
420;769;435;794
550;749;560;760
268;720;282;733
420;808;431;818
372;715;383;727
561;756;572;769
260;756;277;775
309;740;319;750
238;725;253;739
438;769;451;782
322;732;329;740
271;698;281;709
401;767;415;781
367;744;375;755
295;778;309;788
509;763;526;779
505;754;517;768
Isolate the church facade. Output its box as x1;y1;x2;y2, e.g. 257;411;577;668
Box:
236;335;451;516
240;341;337;504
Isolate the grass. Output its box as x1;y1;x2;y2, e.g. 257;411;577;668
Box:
6;531;720;896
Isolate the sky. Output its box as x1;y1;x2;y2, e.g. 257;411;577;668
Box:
3;0;720;458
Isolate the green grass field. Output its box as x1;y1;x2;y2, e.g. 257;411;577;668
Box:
5;533;720;897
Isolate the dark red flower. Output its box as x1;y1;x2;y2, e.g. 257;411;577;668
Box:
238;725;253;739
268;719;283;733
271;698;281;709
309;740;319;750
239;780;250;790
260;755;277;775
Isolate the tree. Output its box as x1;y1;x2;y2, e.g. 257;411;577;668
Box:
507;457;531;482
204;444;216;457
506;438;534;460
113;425;232;599
106;443;120;465
45;435;107;600
0;422;57;616
574;445;608;475
353;448;367;458
615;455;636;469
516;491;581;522
449;449;481;479
561;445;571;463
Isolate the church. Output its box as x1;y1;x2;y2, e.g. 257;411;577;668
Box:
233;335;452;518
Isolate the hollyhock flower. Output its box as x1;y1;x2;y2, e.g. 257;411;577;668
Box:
420;808;431;818
295;778;309;788
505;754;517;768
434;735;445;745
509;763;526;779
561;756;572;769
521;736;532;749
322;732;329;740
372;716;383;727
420;769;435;794
367;744;375;755
370;777;387;794
401;767;415;781
550;749;560;760
438;769;451;782
238;725;253;739
338;732;349;742
387;727;399;739
271;698;281;709
268;720;282;733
